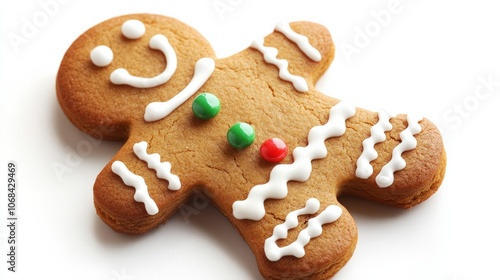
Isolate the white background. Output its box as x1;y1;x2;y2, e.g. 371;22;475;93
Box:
1;0;499;279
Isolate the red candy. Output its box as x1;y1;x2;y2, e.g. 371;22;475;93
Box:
260;138;288;163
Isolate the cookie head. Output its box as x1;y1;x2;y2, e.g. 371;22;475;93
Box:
56;14;216;139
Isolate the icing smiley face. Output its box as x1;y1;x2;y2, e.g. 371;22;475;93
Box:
89;19;216;123
90;19;177;88
57;14;216;140
56;14;446;280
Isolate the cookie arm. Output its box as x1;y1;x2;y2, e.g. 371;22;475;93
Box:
253;21;335;92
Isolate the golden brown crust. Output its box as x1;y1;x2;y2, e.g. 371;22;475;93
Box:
56;14;446;279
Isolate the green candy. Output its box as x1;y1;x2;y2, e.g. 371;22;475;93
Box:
192;93;221;120
227;122;255;149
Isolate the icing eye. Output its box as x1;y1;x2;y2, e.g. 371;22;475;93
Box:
90;45;113;67
121;19;146;39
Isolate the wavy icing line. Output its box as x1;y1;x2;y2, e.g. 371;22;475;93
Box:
264;198;342;261
355;110;394;179
111;161;159;215
250;38;309;93
232;102;356;221
250;22;322;92
375;114;423;188
144;57;215;122
111;141;181;215
274;22;322;62
133;141;181;190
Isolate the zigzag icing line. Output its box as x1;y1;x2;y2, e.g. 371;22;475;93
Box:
274;22;322;62
133;141;181;191
375;114;423;188
355;109;394;179
250;38;309;92
232;101;356;221
111;161;159;215
264;198;342;261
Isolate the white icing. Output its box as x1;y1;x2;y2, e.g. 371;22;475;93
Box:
264;198;342;261
121;19;146;39
110;34;177;88
274;22;322;62
250;38;308;92
111;160;159;215
355;110;394;179
90;45;113;67
232;102;356;221
144;57;215;122
375;115;423;188
133;141;181;190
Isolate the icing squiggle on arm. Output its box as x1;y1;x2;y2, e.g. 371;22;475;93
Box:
251;39;309;92
144;57;215;122
355;110;394;179
110;34;177;88
111;161;159;215
232;102;356;221
274;22;322;62
376;115;423;188
133;141;181;190
265;198;342;261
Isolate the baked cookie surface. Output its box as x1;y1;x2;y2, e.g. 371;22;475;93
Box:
57;14;446;279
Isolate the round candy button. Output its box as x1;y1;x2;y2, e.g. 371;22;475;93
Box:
192;93;221;120
260;138;288;162
227;122;255;149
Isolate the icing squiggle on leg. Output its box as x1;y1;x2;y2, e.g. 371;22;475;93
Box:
111;161;159;215
133;141;181;190
376;115;423;188
232;102;356;221
264;198;342;261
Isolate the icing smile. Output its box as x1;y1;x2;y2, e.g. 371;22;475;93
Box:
110;34;177;88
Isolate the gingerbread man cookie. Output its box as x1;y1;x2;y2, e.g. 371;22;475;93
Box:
56;14;446;279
